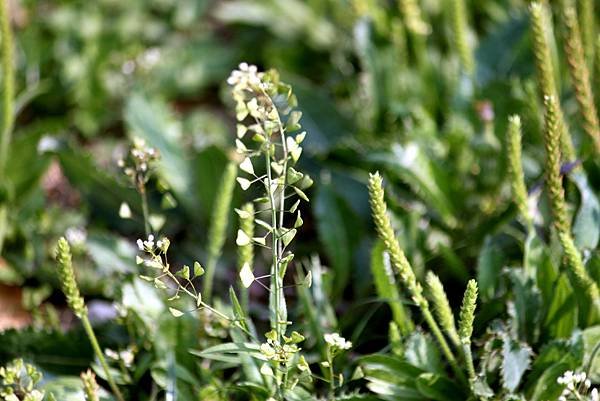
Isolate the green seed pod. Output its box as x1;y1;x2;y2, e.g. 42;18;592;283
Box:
237;202;254;309
55;237;86;318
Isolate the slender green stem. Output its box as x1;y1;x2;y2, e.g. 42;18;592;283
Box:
0;0;14;255
0;0;14;178
327;353;335;400
140;187;150;237
81;315;125;401
422;309;466;383
462;344;476;385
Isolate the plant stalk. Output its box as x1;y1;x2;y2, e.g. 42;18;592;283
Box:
81;315;126;401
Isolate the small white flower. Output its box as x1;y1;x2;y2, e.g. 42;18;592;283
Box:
121;60;135;75
591;388;599;401
137;239;144;250
105;348;119;359
37;135;59;154
119;349;135;367
65;227;87;247
324;332;352;350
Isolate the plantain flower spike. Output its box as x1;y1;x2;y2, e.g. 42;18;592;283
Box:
562;1;600;153
506;115;533;226
530;2;576;161
426;272;460;348
368;172;426;309
458;279;478;344
543;95;600;317
55;237;86;317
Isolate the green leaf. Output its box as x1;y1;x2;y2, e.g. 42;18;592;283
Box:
404;332;444;375
415;373;466;401
229;287;248;332
582;326;600;381
571;171;600;250
315;185;357;297
368;143;458;228
190;342;266;363
371;240;412;335
544;274;577;338
360;354;426;400
501;335;532;392
125;93;195;211
476;236;505;300
507;269;542;343
529;361;571;401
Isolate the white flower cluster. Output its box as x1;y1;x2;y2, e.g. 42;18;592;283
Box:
65;226;87;247
119;137;159;186
557;370;597;401
227;62;262;88
324;333;352;351
105;347;135;368
136;234;170;254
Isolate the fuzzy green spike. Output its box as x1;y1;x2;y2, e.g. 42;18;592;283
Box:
448;0;474;75
542;96;573;235
579;0;595;64
55;237;86;318
595;35;600;107
203;162;238;302
369;173;426;309
368;172;464;382
55;238;125;401
562;1;600;153
397;0;428;66
0;0;14;178
458;280;478;343
506;115;532;226
458;279;478;385
426;272;460;349
0;0;15;254
530;2;577;161
542;95;600;321
237;202;255;310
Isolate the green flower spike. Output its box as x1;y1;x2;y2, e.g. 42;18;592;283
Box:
506;115;532;227
530;2;576;161
368;172;464;382
458;279;478;385
426;272;460;349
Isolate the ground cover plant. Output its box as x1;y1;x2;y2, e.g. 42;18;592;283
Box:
1;0;600;400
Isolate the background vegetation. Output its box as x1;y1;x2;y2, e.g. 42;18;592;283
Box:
1;0;600;400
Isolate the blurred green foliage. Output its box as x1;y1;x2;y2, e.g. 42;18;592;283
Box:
2;0;600;399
